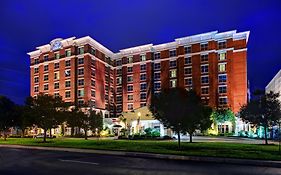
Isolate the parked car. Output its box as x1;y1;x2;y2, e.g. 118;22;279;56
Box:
35;133;56;139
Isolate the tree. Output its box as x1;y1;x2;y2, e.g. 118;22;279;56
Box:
239;91;281;144
211;108;236;134
65;106;80;137
0;96;16;140
28;93;67;142
149;88;212;148
89;111;103;137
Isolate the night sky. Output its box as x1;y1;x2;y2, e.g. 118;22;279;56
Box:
0;0;280;104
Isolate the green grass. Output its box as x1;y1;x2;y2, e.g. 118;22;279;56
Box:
1;138;281;161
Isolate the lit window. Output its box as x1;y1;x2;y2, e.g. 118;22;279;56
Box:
78;89;84;97
200;43;208;51
128;104;133;110
54;72;59;80
201;65;209;73
154;52;160;59
200;54;208;62
116;77;122;84
140;55;146;61
170;79;177;88
218;86;227;94
218;52;226;61
140;74;146;81
55;53;60;59
78;58;84;65
184;67;192;75
127;76;133;83
201;76;209;84
218;63;227;72
169;50;176;57
65;50;71;57
127;56;133;63
218;74;227;83
170;69;177;78
128;94;133;101
78;47;84;55
65;81;71;88
201;87;209;95
91;48;96;55
154;63;161;70
65;60;71;67
185;56;192;64
65;70;71;77
169;60;177;67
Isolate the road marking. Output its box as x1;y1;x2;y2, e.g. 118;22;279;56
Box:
58;159;99;165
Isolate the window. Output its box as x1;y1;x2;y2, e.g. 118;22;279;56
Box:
154;82;161;91
127;85;133;92
185;56;192;64
218;74;227;83
34;86;39;93
34;67;39;73
78;68;84;75
44;65;48;71
169;50;176;57
201;65;209;73
170;69;177;78
54;62;59;69
44;74;48;81
78;79;84;86
91;69;95;76
127;66;133;73
184;67;192;75
154;72;160;80
43;84;48;91
219;97;228;105
65;50;71;57
44;55;49;61
117;87;122;93
127;76;133;83
34;77;39;83
54;82;59;89
54;92;60;98
54;72;60;80
127;56;133;63
91;90;95;97
140;64;146;71
140;93;146;100
201;76;209;84
117;96;122;102
185;78;192;86
78;100;84;106
140;103;146;107
65;81;71;88
218;63;227;72
78;89;84;97
55;53;60;59
154;63;161;70
218;86;227;94
154;52;160;60
78;57;84;65
91;80;95;87
65;60;71;67
128;104;133;110
218;52;226;61
140;83;146;91
117;68;122;75
140;55;146;61
200;43;208;51
116;77;122;84
128;94;133;101
65;70;71;77
78;47;84;55
218;41;227;49
65;91;71;98
140;73;146;81
116;59;122;66
184;46;191;54
170;79;177;88
170;60;177;67
200;54;208;62
201;87;209;95
34;58;39;64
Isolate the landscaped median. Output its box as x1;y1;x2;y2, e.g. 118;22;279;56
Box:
0;138;281;161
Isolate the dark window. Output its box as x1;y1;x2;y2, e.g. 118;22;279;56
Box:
54;82;59;89
78;68;84;75
65;60;71;67
154;53;161;60
200;54;208;62
200;43;208;51
54;62;59;69
218;41;227;49
185;57;192;64
154;63;161;70
218;74;227;83
78;58;84;65
65;81;71;88
44;65;48;71
169;50;176;57
184;46;191;54
169;60;177;67
140;64;146;71
140;83;147;91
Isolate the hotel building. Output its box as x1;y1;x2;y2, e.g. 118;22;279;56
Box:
28;30;249;119
266;69;281;103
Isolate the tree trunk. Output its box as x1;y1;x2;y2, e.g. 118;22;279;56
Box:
177;131;181;149
21;129;25;138
71;127;74;137
43;129;47;143
264;125;268;145
189;132;193;143
49;128;52;138
3;131;7;141
84;128;88;140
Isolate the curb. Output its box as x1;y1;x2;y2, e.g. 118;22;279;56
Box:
0;144;281;168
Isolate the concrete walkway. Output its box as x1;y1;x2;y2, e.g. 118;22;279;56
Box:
0;144;281;168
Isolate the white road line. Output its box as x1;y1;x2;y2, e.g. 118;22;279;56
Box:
59;159;99;165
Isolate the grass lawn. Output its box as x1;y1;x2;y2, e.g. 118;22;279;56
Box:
0;137;281;161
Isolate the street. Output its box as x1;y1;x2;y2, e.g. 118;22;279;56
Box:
0;147;280;175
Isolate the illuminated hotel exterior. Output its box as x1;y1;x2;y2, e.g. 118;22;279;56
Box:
266;69;281;103
28;30;249;119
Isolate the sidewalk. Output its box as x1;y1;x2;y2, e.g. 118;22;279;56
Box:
0;144;281;168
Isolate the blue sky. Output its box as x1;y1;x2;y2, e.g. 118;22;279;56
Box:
0;0;280;104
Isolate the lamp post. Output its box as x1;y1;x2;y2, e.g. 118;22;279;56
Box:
137;112;141;134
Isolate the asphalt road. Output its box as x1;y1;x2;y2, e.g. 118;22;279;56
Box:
0;147;280;175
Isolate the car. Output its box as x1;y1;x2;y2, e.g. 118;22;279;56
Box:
35;133;56;139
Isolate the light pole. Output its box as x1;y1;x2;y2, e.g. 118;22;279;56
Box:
137;112;141;134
